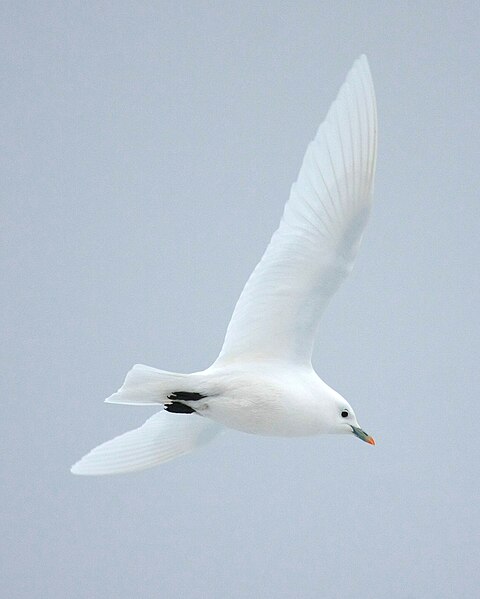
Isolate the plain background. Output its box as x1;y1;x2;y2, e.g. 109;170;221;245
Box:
2;2;479;598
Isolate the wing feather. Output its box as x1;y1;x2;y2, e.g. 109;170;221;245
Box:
216;56;377;366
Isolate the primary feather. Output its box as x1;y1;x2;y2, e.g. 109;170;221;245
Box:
215;55;377;366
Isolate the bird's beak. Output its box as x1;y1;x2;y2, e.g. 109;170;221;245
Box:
350;425;375;445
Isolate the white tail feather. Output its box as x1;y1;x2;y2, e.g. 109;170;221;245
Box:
71;411;222;475
105;364;191;405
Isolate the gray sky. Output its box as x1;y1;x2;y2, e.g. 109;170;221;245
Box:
2;2;479;598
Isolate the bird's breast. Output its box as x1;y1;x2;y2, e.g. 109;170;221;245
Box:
199;369;328;436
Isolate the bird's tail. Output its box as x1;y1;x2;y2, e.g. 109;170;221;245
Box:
71;410;222;475
104;363;199;406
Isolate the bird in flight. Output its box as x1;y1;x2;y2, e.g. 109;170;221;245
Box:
72;55;377;475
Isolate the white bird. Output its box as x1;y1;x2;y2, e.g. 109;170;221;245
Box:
71;55;377;476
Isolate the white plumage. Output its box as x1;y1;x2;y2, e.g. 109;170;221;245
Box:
217;55;376;365
72;56;378;475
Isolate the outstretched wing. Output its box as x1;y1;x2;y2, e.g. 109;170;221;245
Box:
215;56;377;366
71;411;221;475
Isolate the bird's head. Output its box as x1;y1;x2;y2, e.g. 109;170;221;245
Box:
326;395;375;445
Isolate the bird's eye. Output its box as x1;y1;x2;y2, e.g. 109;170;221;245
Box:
341;410;349;418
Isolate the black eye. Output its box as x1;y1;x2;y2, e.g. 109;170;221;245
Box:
341;410;349;418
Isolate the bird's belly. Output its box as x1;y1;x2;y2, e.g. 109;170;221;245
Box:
202;394;322;437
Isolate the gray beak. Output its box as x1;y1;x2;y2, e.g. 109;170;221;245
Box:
351;425;375;445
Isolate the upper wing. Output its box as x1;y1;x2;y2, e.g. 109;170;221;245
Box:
215;56;377;366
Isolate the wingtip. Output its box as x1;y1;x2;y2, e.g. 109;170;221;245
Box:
70;457;113;476
353;54;372;76
70;461;85;475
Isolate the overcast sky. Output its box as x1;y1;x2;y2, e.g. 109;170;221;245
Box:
2;2;479;598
